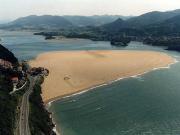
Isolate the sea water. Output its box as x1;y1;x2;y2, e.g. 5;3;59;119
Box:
1;30;180;135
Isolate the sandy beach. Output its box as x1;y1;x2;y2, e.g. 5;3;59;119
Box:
29;50;175;103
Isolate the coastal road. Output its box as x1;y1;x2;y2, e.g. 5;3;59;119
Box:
18;75;36;135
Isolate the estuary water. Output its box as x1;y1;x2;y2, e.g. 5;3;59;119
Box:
1;30;180;135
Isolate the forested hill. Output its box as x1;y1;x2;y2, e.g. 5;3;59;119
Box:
103;10;180;31
63;15;132;26
145;14;180;36
0;44;19;135
0;44;18;64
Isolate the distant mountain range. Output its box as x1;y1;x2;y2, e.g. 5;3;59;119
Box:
0;15;131;29
0;15;73;30
102;9;180;35
1;9;180;37
0;15;133;30
63;15;132;27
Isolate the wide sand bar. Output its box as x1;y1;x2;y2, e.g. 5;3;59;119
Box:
29;50;175;103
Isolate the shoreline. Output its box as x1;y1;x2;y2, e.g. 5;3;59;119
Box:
29;50;177;135
29;50;176;103
46;57;177;105
47;57;177;135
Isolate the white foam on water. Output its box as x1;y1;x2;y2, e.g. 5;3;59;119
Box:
95;107;102;111
172;55;180;58
49;58;178;101
47;57;178;135
53;124;61;135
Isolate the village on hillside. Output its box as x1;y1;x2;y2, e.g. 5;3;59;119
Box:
0;59;49;93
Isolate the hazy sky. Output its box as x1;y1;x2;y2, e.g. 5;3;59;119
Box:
1;0;180;21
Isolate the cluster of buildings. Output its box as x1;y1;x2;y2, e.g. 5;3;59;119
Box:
0;60;27;93
0;58;26;92
0;58;49;93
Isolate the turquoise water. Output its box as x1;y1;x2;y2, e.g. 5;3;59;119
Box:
1;30;180;135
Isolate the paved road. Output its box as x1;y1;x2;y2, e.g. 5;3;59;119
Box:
18;75;36;135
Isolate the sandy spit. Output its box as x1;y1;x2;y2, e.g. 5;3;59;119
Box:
29;50;175;103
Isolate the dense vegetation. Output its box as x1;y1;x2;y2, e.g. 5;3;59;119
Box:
144;15;180;37
0;74;17;135
0;44;55;134
0;44;23;134
29;76;55;135
143;37;180;51
0;44;18;64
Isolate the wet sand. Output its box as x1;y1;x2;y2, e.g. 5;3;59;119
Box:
29;50;175;103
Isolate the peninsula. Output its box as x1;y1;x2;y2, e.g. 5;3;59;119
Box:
29;50;175;103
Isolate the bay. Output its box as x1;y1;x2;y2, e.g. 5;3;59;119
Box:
1;30;180;135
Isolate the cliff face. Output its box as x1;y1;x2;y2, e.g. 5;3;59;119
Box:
0;44;18;64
